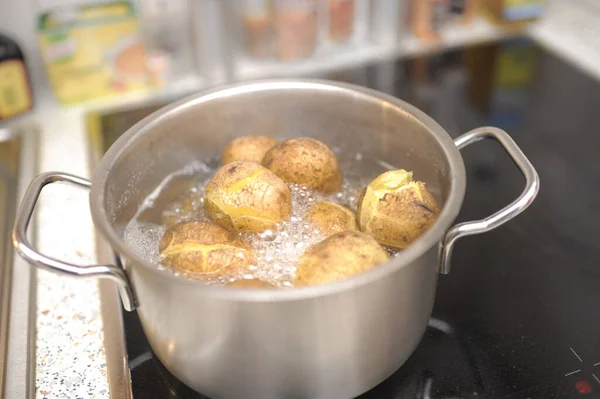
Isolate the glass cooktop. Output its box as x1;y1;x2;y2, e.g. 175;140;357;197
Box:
92;38;600;398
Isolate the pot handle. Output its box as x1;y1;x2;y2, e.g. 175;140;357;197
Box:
12;172;137;311
439;127;540;274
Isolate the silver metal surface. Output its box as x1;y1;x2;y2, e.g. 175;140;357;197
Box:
15;80;538;398
439;127;540;274
98;275;133;399
1;123;38;399
12;172;137;311
0;138;16;398
88;122;134;399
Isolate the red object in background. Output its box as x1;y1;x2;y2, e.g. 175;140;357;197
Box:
576;380;592;394
329;0;354;42
275;0;318;61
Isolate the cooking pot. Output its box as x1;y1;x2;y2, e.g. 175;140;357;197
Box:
13;80;539;398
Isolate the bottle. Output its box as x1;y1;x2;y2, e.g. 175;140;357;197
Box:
329;0;355;43
275;0;319;61
243;0;274;58
0;33;33;121
139;0;195;88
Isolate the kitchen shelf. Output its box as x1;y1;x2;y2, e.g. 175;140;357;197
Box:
79;74;206;114
72;17;526;113
235;16;525;80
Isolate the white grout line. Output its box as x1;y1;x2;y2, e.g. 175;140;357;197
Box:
565;369;581;377
594;362;600;367
593;373;600;385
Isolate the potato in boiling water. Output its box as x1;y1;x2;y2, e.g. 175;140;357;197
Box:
307;200;358;237
294;231;389;286
221;135;278;165
205;160;292;233
159;221;256;277
357;170;440;249
262;137;342;193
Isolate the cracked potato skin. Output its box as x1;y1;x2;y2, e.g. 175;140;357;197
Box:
262;137;342;193
307;200;358;237
221;135;278;165
205;160;292;233
294;231;389;286
357;170;440;249
159;221;256;278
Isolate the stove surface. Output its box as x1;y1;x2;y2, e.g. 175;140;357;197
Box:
98;39;600;398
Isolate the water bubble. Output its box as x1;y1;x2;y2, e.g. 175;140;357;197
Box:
259;229;276;241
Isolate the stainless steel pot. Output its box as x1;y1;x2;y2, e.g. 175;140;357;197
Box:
13;80;539;399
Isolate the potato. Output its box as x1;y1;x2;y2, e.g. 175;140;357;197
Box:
159;220;256;278
307;200;358;237
226;279;276;289
205;160;292;233
294;231;389;285
262;137;342;193
221;135;278;165
357;169;440;249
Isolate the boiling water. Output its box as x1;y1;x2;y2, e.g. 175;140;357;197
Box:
123;151;396;286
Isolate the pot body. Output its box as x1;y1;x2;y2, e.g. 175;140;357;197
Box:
90;80;468;398
126;245;439;398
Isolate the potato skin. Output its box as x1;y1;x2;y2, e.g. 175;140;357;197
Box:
294;231;389;286
262;137;342;193
357;170;440;249
226;279;276;288
159;221;256;278
221;135;278;165
205;160;292;233
307;200;358;237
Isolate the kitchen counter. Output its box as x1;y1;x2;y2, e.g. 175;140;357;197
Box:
32;103;109;399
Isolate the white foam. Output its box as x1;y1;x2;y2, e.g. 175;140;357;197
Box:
122;220;166;265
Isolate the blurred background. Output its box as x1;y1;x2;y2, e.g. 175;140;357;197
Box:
5;1;600;398
0;0;590;115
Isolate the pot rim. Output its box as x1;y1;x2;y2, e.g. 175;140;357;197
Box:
90;79;467;302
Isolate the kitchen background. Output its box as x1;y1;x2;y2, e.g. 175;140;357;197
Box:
2;0;600;398
2;0;598;113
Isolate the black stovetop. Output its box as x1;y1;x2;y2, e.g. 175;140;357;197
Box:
121;39;600;398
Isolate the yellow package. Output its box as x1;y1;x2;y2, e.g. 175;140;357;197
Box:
38;1;149;104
